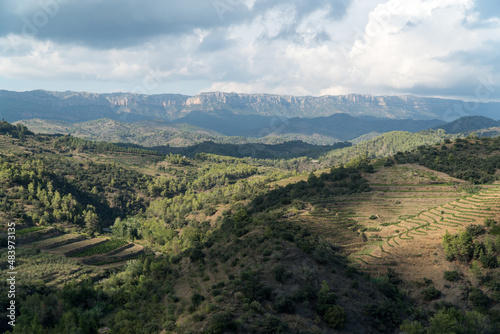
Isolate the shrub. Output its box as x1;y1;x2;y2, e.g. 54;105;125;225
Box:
479;254;498;269
191;293;205;307
262;249;272;257
484;218;495;228
273;295;295;314
400;320;425;334
317;281;337;315
492;291;500;303
469;260;483;278
273;265;291;283
490;225;500;236
206;312;236;334
261;314;288;334
189;248;205;263
468;288;489;309
443;271;459;282
384;159;394;167
324;305;346;329
240;270;272;302
466;224;484;237
422;286;441;301
442;230;473;263
364;301;400;331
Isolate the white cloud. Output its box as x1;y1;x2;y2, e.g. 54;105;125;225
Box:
340;0;500;96
0;0;500;99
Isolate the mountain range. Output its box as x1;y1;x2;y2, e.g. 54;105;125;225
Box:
2;89;500;123
174;111;445;140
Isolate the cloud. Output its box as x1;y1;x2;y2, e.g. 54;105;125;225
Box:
1;0;255;48
338;0;500;99
0;0;351;49
0;0;499;101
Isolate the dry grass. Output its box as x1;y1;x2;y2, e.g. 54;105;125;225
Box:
47;237;109;256
30;234;85;249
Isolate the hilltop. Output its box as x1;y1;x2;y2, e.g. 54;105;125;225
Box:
435;116;500;134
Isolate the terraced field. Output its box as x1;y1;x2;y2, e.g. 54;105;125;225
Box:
358;187;500;261
0;248;102;288
31;234;86;249
18;228;144;266
41;235;144;263
284;164;500;278
287;164;469;249
2;231;146;288
82;243;145;265
47;238;110;256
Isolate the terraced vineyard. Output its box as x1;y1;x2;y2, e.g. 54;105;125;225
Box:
287;164;469;249
357;186;500;264
0;248;102;288
285;164;500;278
6;229;146;288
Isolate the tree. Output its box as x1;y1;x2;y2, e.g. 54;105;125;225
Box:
83;206;99;234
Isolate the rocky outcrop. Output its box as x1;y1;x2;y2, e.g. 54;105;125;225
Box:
1;90;498;123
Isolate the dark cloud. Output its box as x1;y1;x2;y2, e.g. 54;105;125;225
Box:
0;0;352;49
405;82;500;102
1;0;253;48
197;29;236;53
439;42;500;72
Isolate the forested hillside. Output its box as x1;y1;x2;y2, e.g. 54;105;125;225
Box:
319;129;453;166
2;120;500;333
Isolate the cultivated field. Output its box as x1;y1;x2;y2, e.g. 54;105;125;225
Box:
4;232;146;287
30;233;85;249
47;237;110;256
0;248;102;288
286;165;468;248
284;164;500;282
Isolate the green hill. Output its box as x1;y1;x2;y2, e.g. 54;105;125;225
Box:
2;121;500;333
319;129;453;166
435;116;500;134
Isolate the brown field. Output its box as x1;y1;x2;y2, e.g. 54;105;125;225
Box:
284;165;470;248
282;164;500;278
279;163;500;309
47;237;109;256
31;234;86;249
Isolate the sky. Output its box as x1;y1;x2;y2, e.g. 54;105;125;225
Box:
0;0;500;101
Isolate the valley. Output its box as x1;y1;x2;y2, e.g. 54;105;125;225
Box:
2;0;500;331
2;120;500;333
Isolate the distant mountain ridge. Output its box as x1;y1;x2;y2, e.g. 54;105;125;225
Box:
174;111;445;140
1;89;500;122
15;114;445;148
434;116;500;134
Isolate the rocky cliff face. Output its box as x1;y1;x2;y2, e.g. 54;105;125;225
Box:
0;90;498;123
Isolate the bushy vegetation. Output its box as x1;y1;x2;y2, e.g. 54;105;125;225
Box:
0;121;33;139
250;164;370;214
320;129;450;166
53;135;161;155
443;222;500;269
395;136;500;184
3;121;500;333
